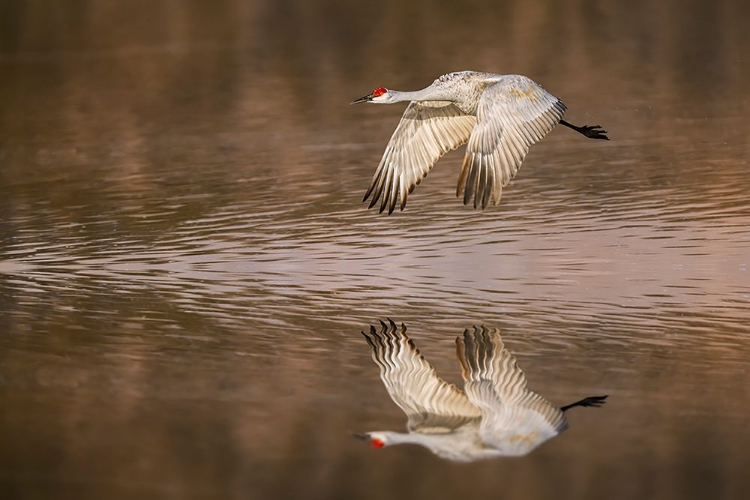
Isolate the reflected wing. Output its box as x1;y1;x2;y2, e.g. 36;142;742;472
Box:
362;320;481;432
456;326;567;448
364;102;476;214
457;75;567;209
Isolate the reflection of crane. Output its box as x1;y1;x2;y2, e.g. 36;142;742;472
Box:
353;320;607;462
352;71;608;214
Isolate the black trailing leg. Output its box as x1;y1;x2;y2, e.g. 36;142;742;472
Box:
560;395;608;412
560;119;609;140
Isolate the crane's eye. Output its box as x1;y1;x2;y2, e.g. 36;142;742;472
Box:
372;87;387;97
371;438;385;448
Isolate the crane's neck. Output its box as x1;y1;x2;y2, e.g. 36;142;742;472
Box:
378;430;458;448
378;431;419;445
375;429;499;462
387;87;454;103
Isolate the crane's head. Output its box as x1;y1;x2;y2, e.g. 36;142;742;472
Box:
351;87;391;104
352;431;390;448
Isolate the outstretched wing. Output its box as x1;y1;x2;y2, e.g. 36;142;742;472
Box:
456;326;567;450
364;102;476;214
362;320;481;432
457;75;567;209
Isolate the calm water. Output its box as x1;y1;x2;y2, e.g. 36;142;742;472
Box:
1;1;749;499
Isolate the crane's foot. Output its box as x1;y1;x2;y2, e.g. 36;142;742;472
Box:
560;395;608;412
574;395;608;407
560;119;609;140
578;124;609;140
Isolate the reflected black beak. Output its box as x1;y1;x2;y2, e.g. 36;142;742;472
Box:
351;93;373;104
351;432;370;441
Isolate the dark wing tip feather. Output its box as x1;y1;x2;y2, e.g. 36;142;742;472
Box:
366;172;386;209
368;194;379;209
363;184;374;203
367;318;417;349
455;334;469;379
389;178;400;215
361;328;378;351
371;318;401;337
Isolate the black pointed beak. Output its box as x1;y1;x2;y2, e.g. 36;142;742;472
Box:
351;432;370;441
351;93;373;104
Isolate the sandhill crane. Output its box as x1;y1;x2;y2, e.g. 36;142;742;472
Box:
352;71;608;214
353;320;607;462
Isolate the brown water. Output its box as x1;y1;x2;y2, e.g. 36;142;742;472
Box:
1;1;749;499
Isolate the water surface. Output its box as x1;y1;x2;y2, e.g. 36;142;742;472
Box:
1;1;749;499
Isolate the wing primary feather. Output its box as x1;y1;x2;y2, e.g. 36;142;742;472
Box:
457;154;471;198
379;167;393;213
475;159;487;210
472;156;483;208
463;156;478;205
389;176;400;215
483;164;495;208
367;168;385;208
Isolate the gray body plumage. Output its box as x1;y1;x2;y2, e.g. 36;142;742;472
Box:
424;71;504;114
